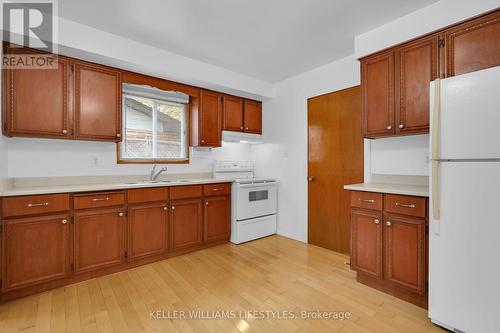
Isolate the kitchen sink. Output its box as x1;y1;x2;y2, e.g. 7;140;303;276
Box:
124;180;173;185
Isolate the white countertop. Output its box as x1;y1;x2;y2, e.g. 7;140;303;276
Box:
343;182;429;197
0;178;233;197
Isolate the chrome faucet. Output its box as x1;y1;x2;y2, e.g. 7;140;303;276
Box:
150;164;168;181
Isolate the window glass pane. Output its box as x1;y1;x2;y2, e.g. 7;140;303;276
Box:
123;96;153;159
156;101;185;159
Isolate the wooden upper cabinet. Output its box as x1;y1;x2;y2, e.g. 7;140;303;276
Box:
74;61;122;141
385;214;426;295
243;99;262;134
199;90;222;147
2;214;69;291
3;56;71;138
204;196;231;242
395;35;439;134
444;10;500;77
222;95;244;132
361;51;395;138
350;210;383;279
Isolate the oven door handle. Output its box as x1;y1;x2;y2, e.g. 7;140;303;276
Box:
237;181;277;188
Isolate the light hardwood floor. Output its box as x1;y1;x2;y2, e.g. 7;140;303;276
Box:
0;235;445;333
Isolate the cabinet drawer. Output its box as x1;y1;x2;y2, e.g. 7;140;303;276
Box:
384;194;426;218
73;192;125;210
2;194;70;218
127;187;169;204
203;183;231;197
350;191;383;211
170;185;202;200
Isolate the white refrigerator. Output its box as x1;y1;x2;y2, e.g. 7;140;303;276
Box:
429;66;500;332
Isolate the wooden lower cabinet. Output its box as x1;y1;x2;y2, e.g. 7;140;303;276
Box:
2;214;69;291
350;210;383;279
128;203;168;261
349;191;428;308
74;208;126;273
169;198;203;251
385;214;426;295
204;196;231;242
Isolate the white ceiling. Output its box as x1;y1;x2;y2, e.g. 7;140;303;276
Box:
59;0;437;83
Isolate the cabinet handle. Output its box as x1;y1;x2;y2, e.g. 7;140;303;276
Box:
163;206;168;211
205;202;209;206
92;197;110;202
240;126;243;130
171;206;175;210
374;219;380;224
395;202;416;208
62;129;68;134
359;198;375;203
386;125;392;130
116;133;121;138
27;202;49;207
212;188;222;191
386;221;392;226
61;219;68;224
246;127;249;130
398;124;404;129
119;212;124;217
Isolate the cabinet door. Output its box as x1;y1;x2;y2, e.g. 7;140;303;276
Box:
170;199;203;251
74;61;122;141
3;57;70;138
204;196;230;242
2;215;69;291
199;90;222;147
395;35;439;134
243;99;262;134
222;95;244;132
350;210;383;279
74;208;125;273
444;11;500;77
361;51;395;138
385;214;426;294
128;203;168;261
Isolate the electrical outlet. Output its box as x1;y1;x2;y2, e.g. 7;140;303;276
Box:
91;157;99;165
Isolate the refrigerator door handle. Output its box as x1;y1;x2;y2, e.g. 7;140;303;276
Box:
431;79;441;230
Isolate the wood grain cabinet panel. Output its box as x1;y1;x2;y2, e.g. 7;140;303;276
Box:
74;208;125;273
169;199;203;251
127;187;169;204
170;185;203;200
243;99;262;134
73;192;125;210
395;35;439;134
203;183;231;197
3;56;70;138
2;193;70;218
199;90;222;147
385;214;426;295
222;95;244;132
350;191;383;211
204;196;230;242
128;203;168;261
2;214;69;291
444;10;500;77
361;51;395;138
384;194;426;218
350;210;383;279
74;61;122;141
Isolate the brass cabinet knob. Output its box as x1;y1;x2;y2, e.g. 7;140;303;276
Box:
172;206;175;210
62;129;68;134
62;219;68;224
374;219;380;224
119;212;124;217
386;221;392;226
308;176;315;182
386;125;392;130
163;206;168;211
116;133;121;138
398;124;404;129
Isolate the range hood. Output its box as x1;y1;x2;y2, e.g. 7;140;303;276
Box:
222;130;263;144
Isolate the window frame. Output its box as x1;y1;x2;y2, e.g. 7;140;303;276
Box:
117;93;190;164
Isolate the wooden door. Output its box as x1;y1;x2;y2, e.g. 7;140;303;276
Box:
222;95;244;132
170;199;203;251
350;210;383;279
74;61;122;141
199;90;222;147
2;214;69;291
243;99;262;134
204;196;230;242
3;57;71;138
74;208;125;273
385;214;426;294
307;86;363;254
395;35;439;135
361;51;395;137
128;203;168;261
444;10;500;77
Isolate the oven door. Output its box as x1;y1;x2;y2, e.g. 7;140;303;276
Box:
235;182;277;221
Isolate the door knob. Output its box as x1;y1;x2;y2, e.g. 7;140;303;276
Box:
308;176;315;182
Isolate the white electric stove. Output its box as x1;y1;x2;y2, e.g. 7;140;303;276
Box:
213;161;277;244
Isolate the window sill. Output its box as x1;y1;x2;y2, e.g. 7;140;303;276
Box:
117;158;189;165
